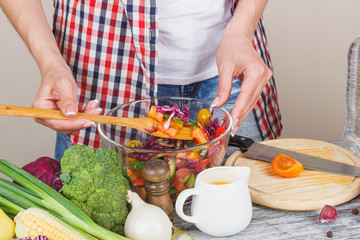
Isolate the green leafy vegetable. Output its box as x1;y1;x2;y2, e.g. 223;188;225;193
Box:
0;158;128;240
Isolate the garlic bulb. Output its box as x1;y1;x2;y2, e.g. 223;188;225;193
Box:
318;204;337;224
124;190;173;240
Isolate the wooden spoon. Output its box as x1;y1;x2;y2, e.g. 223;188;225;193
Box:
0;104;194;140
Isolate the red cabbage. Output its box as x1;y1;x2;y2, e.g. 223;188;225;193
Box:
155;104;191;124
19;157;63;192
204;117;221;139
199;121;213;140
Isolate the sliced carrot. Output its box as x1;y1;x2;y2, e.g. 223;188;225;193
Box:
192;126;209;145
271;153;304;177
147;105;164;122
187;151;202;159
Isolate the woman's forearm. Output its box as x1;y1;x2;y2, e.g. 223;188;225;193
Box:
231;0;268;40
0;0;65;73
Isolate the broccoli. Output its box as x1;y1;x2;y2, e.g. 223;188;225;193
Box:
60;145;131;235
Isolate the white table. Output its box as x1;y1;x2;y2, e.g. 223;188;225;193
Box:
173;144;360;239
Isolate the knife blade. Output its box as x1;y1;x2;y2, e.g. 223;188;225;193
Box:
228;135;360;177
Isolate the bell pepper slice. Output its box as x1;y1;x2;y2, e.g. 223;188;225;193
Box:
147;105;164;122
195;157;212;169
215;125;226;138
127;168;145;186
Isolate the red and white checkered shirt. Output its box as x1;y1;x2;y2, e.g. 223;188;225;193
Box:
52;0;281;148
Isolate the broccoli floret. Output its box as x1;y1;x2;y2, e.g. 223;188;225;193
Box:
91;211;112;230
61;169;95;202
60;145;131;235
61;145;95;174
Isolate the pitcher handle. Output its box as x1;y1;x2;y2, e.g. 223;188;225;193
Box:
175;188;199;224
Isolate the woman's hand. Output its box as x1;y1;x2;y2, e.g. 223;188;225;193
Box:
0;0;101;135
32;60;101;135
212;0;271;136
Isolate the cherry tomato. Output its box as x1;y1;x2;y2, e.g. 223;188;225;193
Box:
197;108;211;126
271;153;304;177
215;125;226;138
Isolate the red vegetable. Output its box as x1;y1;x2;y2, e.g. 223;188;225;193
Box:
18;157;63;192
215;125;226;138
170;168;192;193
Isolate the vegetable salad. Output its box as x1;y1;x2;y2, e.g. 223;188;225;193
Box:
126;104;228;201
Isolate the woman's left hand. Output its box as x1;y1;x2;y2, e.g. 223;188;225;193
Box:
214;21;272;136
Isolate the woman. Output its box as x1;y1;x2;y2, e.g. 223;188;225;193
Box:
0;0;282;160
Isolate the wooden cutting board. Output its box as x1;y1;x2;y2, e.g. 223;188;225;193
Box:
225;138;360;211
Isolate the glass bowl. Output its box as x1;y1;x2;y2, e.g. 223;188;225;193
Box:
98;97;233;201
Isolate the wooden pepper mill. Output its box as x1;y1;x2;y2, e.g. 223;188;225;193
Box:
141;158;173;222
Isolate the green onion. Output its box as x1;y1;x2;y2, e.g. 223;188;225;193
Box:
188;119;200;127
0;159;128;240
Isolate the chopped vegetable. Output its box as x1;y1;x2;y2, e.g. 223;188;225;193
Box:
318;205;338;224
215;125;226;138
0;208;15;240
60;145;131;235
155;104;190;124
168;158;176;184
170;168;194;194
0;159;127;240
147;105;164;123
14;207;94;239
271;153;304;177
192;125;209;145
157;121;179;137
124;191;173;240
195;157;212;169
126;140;143;149
163;114;184;125
127;169;145;187
131;104;227;201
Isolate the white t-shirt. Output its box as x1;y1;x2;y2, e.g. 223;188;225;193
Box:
157;0;233;85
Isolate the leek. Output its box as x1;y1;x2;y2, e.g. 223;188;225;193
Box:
0;159;129;240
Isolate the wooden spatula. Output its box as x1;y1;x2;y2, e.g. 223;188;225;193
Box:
0;104;194;140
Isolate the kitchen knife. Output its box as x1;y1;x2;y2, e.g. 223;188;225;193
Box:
228;135;360;177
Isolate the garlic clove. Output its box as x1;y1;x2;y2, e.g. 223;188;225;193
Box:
318;204;338;224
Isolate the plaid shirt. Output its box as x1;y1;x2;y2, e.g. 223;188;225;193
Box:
53;0;281;148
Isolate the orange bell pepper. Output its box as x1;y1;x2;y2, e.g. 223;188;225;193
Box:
127;168;145;186
192;125;209;145
147;105;164;122
157;121;179;137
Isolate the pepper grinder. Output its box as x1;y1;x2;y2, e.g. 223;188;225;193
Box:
141;159;173;221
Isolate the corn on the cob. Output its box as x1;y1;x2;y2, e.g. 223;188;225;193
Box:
14;207;95;240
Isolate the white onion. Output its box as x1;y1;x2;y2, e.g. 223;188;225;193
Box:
124;190;173;240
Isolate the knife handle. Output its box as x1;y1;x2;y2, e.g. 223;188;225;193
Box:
228;135;254;152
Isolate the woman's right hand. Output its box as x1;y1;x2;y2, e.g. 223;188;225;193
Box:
32;60;101;135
